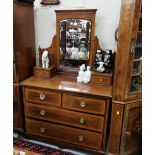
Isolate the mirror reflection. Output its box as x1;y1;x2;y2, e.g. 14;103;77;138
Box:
60;18;91;68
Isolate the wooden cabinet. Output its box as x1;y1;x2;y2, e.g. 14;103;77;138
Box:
21;76;111;154
109;0;142;154
13;0;35;131
113;0;142;102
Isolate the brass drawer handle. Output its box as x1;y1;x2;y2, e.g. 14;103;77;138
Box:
80;118;85;124
80;101;86;108
40;109;46;116
40;93;46;100
78;136;84;142
99;78;103;82
40;127;45;133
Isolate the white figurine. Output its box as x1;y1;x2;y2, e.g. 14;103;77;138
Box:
42;50;49;69
83;66;91;83
77;65;85;83
81;64;86;71
97;61;105;72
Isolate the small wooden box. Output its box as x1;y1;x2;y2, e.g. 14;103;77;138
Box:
33;66;55;79
91;72;112;85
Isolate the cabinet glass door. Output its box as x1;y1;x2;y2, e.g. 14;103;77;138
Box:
130;8;142;93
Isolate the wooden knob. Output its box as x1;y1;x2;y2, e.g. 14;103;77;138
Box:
40;127;45;133
78;136;84;142
40;109;46;116
80;101;86;108
40;93;46;100
40;72;43;76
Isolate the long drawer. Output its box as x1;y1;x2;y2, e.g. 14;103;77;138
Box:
26;118;103;150
25;88;61;107
26;103;104;132
62;94;106;115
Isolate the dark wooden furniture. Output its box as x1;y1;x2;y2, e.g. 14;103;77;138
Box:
21;75;111;154
13;0;35;132
19;2;142;154
20;9;114;155
108;0;142;154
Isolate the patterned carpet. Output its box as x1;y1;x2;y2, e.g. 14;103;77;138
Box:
13;137;75;155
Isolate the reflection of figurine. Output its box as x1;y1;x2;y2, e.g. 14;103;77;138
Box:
77;65;85;83
70;41;79;59
78;51;85;59
42;50;49;69
97;62;105;72
83;66;91;83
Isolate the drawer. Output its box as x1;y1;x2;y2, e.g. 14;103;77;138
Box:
91;74;112;85
33;66;55;79
26;118;103;150
26;103;104;132
25;88;61;107
62;94;106;115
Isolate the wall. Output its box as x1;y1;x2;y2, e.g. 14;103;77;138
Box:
34;0;121;64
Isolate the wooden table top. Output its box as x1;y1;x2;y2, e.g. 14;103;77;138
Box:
21;75;112;98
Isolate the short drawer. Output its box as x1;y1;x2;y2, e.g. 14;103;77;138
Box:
26;103;104;132
62;94;106;115
26;118;103;150
25;88;61;107
91;74;112;85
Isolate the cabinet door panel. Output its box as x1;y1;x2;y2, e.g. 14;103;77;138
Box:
120;102;142;154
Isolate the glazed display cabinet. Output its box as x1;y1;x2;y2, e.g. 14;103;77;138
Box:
109;0;142;154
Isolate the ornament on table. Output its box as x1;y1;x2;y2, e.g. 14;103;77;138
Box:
42;50;49;69
103;49;112;72
94;49;103;69
77;64;91;83
83;66;91;83
97;61;105;72
77;65;85;83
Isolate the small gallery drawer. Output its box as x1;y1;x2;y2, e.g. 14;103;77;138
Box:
62;94;106;115
26;118;103;150
33;66;55;79
25;88;61;107
26;103;104;132
91;74;112;85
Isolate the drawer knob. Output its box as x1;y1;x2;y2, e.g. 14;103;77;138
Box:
40;127;45;133
40;109;46;116
78;136;84;142
99;78;103;82
80;118;85;124
80;101;86;108
40;93;46;100
40;72;43;76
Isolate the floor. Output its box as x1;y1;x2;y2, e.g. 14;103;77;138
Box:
13;132;90;155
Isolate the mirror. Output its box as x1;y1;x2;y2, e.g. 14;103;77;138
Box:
59;18;91;68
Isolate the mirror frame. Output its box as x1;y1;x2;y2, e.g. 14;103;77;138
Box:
55;9;97;73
